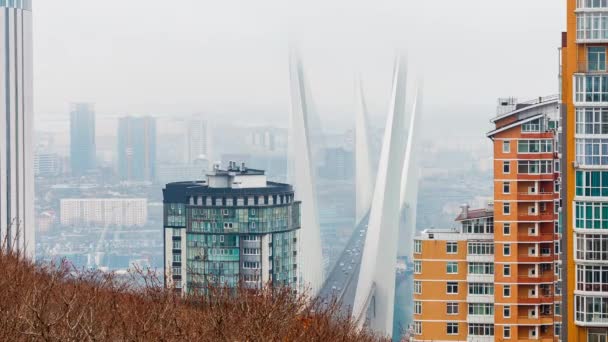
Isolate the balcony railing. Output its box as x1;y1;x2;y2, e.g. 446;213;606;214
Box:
517;192;557;201
517;295;554;305
518;274;555;283
576;61;608;74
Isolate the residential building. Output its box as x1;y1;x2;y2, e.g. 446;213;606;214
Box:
60;198;148;227
0;1;34;258
117;116;157;182
413;205;495;341
70;103;96;176
162;162;300;293
488;96;562;341
562;1;608;340
318;147;354;181
413;96;562;341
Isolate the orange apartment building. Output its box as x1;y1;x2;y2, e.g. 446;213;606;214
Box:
413;205;495;341
562;1;608;341
413;96;562;341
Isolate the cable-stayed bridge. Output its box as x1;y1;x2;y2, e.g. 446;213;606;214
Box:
289;51;421;338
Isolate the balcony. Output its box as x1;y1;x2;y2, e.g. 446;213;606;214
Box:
518;274;555;284
517;192;557;202
516;233;556;243
517;213;556;222
466;254;494;263
516;253;555;263
517;295;555;305
467;294;495;303
574;74;608;105
517;315;555;326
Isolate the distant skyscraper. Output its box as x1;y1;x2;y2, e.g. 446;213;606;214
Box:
117;116;156;182
0;1;34;257
187;117;211;163
70;103;96;176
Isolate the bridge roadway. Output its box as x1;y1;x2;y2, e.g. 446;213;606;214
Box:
318;217;369;315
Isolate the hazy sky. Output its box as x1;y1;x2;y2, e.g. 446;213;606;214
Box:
34;0;566;134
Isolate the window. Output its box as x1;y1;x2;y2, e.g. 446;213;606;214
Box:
446;242;458;254
447;323;459;335
504;305;511;318
517;160;553;174
447;262;458;274
576;234;608;261
243;261;260;269
173;254;181;263
503;182;510;194
243;248;261;255
469;303;494;315
413;321;422;335
468;283;494;295
468;262;494;275
589;47;607;72
503;161;510;174
503;244;511;256
503;223;511;235
517;139;553;153
468;324;494;336
577;13;608;41
575;202;608;229
575;75;608;103
504;264;511;277
576;138;608;166
503;202;511;215
463;219;493;234
577;0;608;9
447;282;459;294
172;228;181;237
414;240;421;254
414;260;421;274
502;140;510;153
576;171;608;197
172;266;181;276
414;301;421;314
447;302;459;315
504;326;511;339
414;281;422;294
503;285;511;298
219;235;224;243
172;240;181;249
576;264;608;291
243;235;260;241
522;118;542;132
576;107;608;134
467;242;494;255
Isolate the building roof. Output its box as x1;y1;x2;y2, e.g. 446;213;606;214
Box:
490;95;559;124
455;208;494;221
162;180;294;204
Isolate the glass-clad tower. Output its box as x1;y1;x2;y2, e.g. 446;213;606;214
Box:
0;0;34;258
163;162;300;293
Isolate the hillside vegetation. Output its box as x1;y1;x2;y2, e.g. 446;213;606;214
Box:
0;251;386;341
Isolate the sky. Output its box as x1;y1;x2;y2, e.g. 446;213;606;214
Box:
34;0;566;136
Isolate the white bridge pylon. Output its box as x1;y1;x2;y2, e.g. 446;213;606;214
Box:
288;49;325;297
352;55;421;337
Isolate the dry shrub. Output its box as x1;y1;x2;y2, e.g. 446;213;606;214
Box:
0;248;387;342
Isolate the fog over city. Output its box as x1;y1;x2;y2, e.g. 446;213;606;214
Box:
18;1;569;340
35;0;564;134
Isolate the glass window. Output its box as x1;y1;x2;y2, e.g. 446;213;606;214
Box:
414;281;422;294
575;75;608;103
504;244;511;256
447;282;459;294
504;264;511;276
503;223;511;235
447;323;459;335
504;326;511;339
577;13;608;41
447;302;459;314
414;301;422;314
414;240;422;254
414;260;422;274
503;161;510;174
446;242;458;254
503;202;511;215
575;202;608;229
447;262;458;274
503;182;510;194
502;140;510;153
589;47;607;71
504;285;511;298
504;305;511;318
468;303;494;315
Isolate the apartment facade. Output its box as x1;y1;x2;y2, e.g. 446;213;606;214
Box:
162;163;301;293
413;206;495;341
413;96;562;341
562;1;608;340
488;97;562;341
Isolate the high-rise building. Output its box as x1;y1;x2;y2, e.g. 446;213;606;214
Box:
60;198;147;227
488;96;562;341
412;96;562;341
413;205;495;341
0;1;34;258
187;116;211;163
562;1;608;340
70;103;96;176
34;152;61;176
162;163;300;293
117;116;156;182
